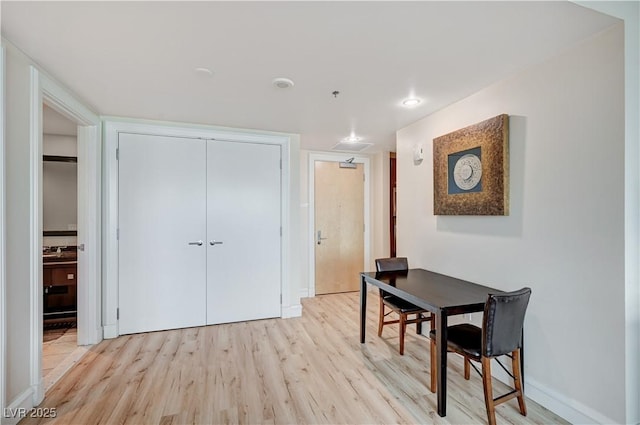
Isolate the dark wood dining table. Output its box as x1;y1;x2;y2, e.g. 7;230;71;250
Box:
360;268;502;417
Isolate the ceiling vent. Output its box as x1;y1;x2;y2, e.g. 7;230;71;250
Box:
331;141;373;152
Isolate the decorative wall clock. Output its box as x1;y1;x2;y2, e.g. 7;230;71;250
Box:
433;114;509;215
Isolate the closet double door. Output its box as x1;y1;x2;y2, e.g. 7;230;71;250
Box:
118;133;281;335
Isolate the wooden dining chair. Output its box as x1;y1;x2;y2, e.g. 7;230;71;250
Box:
428;287;531;425
375;257;431;355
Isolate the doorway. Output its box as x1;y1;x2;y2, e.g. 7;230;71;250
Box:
41;105;81;389
308;153;370;296
29;67;102;404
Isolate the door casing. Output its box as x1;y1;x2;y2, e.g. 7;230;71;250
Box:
308;152;371;297
28;67;102;405
103;120;295;338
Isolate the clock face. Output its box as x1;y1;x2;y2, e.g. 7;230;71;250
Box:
453;153;482;190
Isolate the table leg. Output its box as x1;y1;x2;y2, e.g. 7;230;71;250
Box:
360;275;367;344
435;310;447;417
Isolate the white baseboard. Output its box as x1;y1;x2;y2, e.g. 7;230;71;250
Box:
525;375;617;424
31;379;43;406
102;323;118;339
282;304;302;319
299;288;309;298
2;387;34;425
492;364;617;424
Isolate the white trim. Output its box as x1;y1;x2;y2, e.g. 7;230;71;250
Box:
299;287;310;299
28;66;102;405
103;123;119;338
103;119;296;337
307;152;371;297
281;304;302;319
102;324;118;340
488;361;617;424
0;45;6;422
37;72;102;346
525;375;618;425
2;387;35;425
28;67;44;405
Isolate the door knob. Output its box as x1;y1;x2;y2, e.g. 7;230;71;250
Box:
209;240;224;246
188;240;204;246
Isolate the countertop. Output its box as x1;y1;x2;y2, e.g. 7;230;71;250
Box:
43;248;77;264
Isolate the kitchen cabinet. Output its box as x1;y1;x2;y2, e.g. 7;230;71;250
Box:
43;251;77;323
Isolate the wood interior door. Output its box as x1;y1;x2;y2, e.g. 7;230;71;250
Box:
118;133;207;335
206;141;281;325
314;160;364;295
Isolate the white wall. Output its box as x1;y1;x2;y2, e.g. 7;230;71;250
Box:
42;134;76;157
4;40;35;411
576;3;640;422
396;24;625;423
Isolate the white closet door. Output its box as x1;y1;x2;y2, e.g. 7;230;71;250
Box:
206;141;281;324
118;133;207;334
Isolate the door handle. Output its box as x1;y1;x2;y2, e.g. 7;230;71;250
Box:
209;240;224;246
188;240;204;246
317;230;328;245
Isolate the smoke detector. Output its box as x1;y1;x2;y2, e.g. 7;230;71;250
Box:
272;77;295;89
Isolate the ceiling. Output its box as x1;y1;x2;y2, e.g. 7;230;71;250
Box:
2;1;618;153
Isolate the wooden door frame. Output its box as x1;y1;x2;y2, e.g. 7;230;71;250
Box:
308;153;371;297
28;67;102;404
103;119;296;338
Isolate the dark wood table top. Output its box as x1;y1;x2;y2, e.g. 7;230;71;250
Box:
361;268;501;315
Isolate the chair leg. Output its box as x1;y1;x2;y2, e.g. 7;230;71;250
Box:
399;313;407;355
430;319;436;392
378;297;385;337
481;357;497;425
512;349;527;416
416;313;423;335
464;357;470;380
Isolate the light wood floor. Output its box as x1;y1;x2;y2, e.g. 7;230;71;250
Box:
23;292;567;425
43;327;78;378
43;327;90;393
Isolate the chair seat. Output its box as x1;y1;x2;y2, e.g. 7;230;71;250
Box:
429;323;482;360
382;294;426;313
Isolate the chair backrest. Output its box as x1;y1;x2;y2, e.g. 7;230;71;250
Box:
482;287;531;357
375;257;408;272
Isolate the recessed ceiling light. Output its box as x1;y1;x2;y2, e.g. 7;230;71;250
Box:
342;135;363;143
402;98;421;107
272;77;295;89
194;67;214;77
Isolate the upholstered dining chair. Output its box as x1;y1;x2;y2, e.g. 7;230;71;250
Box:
375;257;432;355
428;287;532;425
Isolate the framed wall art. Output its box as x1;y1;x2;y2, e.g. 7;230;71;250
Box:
433;114;509;215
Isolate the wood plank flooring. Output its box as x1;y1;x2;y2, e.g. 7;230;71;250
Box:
22;292;567;424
